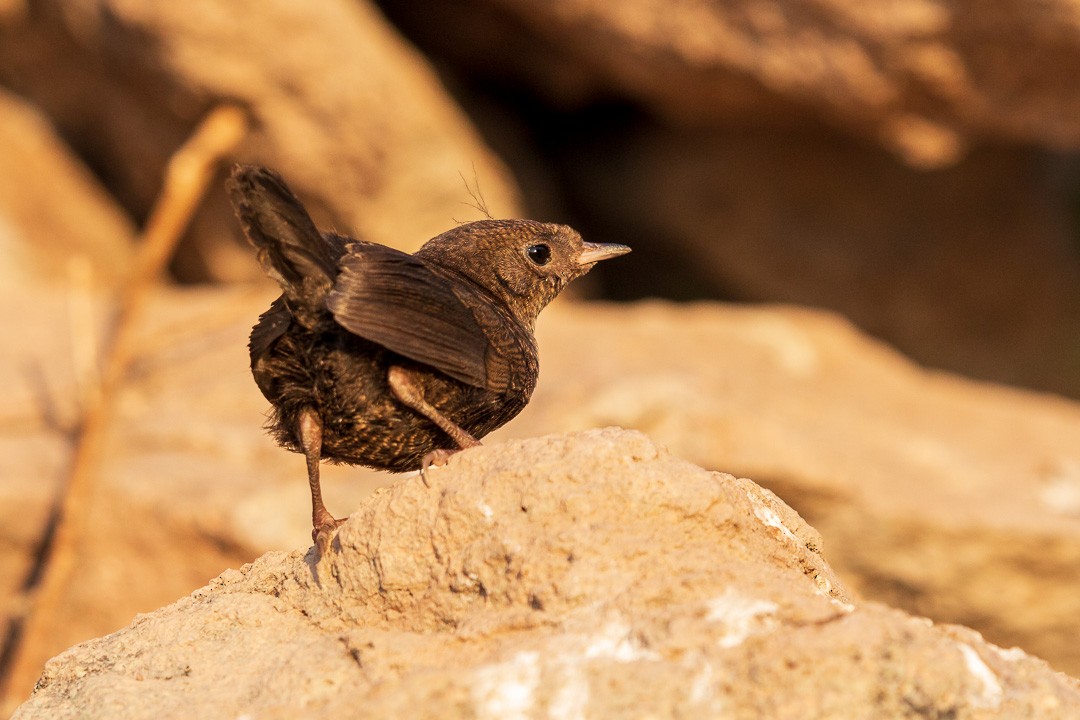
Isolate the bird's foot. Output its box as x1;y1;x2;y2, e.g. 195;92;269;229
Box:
419;448;458;487
312;513;346;556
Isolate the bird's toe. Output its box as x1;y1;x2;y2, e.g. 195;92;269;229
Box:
312;516;346;555
419;448;458;487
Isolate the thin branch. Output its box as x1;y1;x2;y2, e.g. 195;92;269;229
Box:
66;255;101;413
0;104;248;713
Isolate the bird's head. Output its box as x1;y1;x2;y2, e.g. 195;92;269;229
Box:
415;219;630;325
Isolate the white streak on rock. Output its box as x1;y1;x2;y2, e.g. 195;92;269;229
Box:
748;493;800;545
829;596;856;613
1039;460;1080;516
744;315;820;377
958;643;1002;709
546;619;665;719
548;665;589;720
472;651;540;720
706;590;779;648
688;659;715;704
583;621;660;662
989;645;1028;662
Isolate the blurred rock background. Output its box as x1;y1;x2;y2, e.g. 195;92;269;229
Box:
2;0;1080;710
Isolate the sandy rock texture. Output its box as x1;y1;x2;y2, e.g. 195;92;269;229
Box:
0;283;380;681
0;86;135;655
0;0;520;280
13;429;1080;719
383;0;1080;167
0;87;134;287
568;126;1080;399
524;301;1080;677
4;282;1080;691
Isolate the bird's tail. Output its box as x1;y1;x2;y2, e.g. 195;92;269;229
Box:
226;164;339;327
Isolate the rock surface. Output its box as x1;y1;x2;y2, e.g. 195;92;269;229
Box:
0;0;521;280
14;429;1080;719
568;125;1080;399
383;0;1080;167
5;285;1080;693
0;86;135;288
0;85;136;650
4;4;1080;711
525;301;1080;676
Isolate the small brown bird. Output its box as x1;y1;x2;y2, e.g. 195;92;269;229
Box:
226;164;630;550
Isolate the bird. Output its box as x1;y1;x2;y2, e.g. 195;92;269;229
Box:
225;164;630;552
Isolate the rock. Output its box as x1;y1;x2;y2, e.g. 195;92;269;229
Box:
14;429;1080;718
0;86;135;650
5;288;1080;695
567;124;1080;398
379;0;1080;399
0;283;382;686
0;278;92;666
382;0;1080;168
0;0;521;281
0;87;135;288
523;300;1080;676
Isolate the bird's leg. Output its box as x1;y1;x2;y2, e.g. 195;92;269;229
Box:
387;366;480;482
298;407;343;554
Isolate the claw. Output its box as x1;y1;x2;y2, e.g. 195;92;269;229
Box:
312;514;345;556
419;448;456;487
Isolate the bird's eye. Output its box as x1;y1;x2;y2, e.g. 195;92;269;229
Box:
526;244;551;266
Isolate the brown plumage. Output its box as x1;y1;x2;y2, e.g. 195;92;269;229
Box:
226;164;630;549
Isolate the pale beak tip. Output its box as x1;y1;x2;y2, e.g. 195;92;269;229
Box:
577;242;632;265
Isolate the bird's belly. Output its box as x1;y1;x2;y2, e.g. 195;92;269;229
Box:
319;365;525;471
253;326;528;472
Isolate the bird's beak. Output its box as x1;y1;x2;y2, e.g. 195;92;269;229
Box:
577;242;632;265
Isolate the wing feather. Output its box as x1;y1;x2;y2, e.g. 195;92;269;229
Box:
326;244;493;389
249;295;291;362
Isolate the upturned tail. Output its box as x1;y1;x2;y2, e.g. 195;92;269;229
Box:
226;164;340;328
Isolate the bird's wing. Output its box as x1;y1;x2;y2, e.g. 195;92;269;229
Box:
326;243;493;390
249;295;292;362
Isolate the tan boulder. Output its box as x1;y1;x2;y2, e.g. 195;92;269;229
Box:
4;287;1080;697
524;300;1080;675
14;429;1080;719
0;86;135;652
566;125;1080;398
0;87;135;287
385;0;1080;167
0;0;521;280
